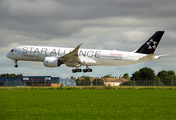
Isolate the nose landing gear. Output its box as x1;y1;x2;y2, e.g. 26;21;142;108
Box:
14;60;18;68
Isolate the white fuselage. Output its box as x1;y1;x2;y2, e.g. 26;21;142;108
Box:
6;46;159;67
6;31;165;73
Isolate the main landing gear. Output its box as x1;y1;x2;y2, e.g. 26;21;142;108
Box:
72;69;82;73
14;60;18;68
72;66;93;73
83;68;92;73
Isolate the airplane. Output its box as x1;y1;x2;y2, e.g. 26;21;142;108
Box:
6;31;166;73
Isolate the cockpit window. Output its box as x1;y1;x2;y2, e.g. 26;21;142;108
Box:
11;49;14;52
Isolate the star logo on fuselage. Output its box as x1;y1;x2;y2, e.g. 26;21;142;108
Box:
147;39;157;49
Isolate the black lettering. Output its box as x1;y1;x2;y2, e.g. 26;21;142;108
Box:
50;49;56;55
58;49;60;55
41;48;47;55
79;50;86;57
33;48;39;54
63;49;66;55
87;51;94;57
29;47;35;54
95;51;101;58
22;47;28;54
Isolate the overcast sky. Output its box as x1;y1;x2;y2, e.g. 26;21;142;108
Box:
0;0;176;78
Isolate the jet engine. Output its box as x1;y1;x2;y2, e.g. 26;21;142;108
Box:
43;57;63;67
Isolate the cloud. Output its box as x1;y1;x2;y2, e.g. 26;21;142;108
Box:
0;0;176;77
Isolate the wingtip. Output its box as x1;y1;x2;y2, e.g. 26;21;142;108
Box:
78;43;83;47
75;43;83;49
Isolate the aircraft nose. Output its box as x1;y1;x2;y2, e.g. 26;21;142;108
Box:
6;52;11;59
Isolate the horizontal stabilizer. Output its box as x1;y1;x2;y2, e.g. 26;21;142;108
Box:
158;54;170;57
141;54;155;59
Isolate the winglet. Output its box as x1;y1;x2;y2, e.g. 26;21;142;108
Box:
76;43;83;50
73;43;83;56
136;31;165;54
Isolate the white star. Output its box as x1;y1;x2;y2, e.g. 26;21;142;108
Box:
147;42;150;46
147;39;157;50
150;39;153;43
148;46;152;49
153;41;157;45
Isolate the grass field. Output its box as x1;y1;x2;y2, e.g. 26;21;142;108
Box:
0;89;176;120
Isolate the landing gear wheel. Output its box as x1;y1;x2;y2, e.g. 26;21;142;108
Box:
83;69;88;73
87;69;92;72
14;65;18;68
72;69;76;73
77;69;82;72
83;68;92;73
72;67;92;73
72;69;82;73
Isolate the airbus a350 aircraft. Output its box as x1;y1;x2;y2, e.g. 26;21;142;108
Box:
6;31;165;73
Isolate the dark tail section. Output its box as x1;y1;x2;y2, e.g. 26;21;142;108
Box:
135;31;165;54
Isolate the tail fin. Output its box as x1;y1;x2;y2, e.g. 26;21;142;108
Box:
135;31;165;54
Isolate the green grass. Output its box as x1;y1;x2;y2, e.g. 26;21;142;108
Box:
0;89;176;120
0;86;176;90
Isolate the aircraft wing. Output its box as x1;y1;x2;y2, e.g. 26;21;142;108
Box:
60;43;82;67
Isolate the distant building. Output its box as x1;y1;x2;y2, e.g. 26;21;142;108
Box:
101;78;130;86
0;76;76;87
77;77;130;86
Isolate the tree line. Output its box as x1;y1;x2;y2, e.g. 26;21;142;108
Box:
0;73;23;78
121;67;176;86
75;76;105;86
76;67;176;86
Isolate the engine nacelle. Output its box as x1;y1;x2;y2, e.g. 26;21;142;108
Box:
43;57;63;67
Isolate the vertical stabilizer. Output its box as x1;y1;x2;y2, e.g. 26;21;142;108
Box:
135;31;165;54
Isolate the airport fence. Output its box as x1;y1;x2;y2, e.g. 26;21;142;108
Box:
0;78;76;87
1;78;176;87
119;78;176;86
75;78;176;87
